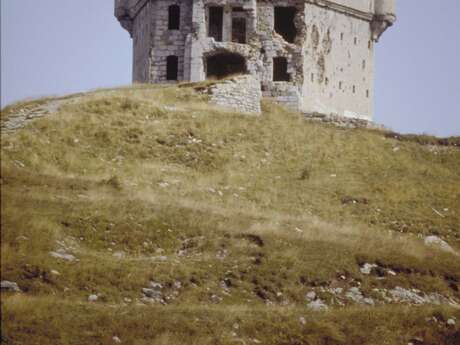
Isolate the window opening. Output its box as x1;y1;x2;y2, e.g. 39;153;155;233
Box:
208;7;223;41
168;5;180;30
274;7;297;43
232;16;246;43
273;57;290;81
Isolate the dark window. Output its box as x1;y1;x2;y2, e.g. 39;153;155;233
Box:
274;7;297;43
168;5;180;30
232;17;246;43
166;56;178;80
273;57;290;81
206;53;246;79
208;7;223;41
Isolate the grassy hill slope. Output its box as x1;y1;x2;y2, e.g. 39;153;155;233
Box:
1;85;460;345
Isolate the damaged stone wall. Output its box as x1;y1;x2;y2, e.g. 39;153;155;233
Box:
208;75;262;114
116;0;396;120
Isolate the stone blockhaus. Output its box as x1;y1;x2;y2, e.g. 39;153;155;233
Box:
115;0;396;119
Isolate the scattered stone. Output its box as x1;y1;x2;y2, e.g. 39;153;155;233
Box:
158;182;169;188
163;105;177;112
142;288;162;299
51;270;60;275
307;299;328;311
447;318;456;326
113;336;122;343
299;316;307;325
88;294;98;302
149;281;163;289
113;251;126;259
360;263;378;275
424;236;457;255
1;280;21;292
345;287;374;305
388;287;426;305
305;291;316;301
49;250;77;262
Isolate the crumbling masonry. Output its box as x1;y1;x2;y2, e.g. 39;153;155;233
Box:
115;0;396;119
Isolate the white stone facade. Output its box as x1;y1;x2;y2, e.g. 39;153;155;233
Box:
115;0;396;120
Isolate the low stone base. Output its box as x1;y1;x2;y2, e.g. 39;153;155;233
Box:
303;112;386;130
208;75;262;114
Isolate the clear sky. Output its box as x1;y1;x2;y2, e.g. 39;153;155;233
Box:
1;0;459;136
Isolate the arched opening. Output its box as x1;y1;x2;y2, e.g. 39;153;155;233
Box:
206;52;246;79
168;5;180;30
273;57;290;81
166;55;178;81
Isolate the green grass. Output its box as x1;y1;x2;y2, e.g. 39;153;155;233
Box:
1;85;459;344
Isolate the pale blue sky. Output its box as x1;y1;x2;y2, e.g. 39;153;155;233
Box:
1;0;459;136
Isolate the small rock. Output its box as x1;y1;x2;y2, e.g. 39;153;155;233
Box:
305;291;316;301
307;299;328;311
51;270;60;275
88;294;98;302
363;297;375;305
142;288;162;299
113;251;126;259
1;280;21;292
424;236;457;255
447;318;456;326
113;336;122;343
150;281;163;289
360;263;378;275
49;251;77;262
299;316;307;325
124;297;132;303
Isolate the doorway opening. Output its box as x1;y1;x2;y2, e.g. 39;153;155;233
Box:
166;55;178;81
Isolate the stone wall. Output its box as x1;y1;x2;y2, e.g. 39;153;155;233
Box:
132;1;153;82
150;0;193;83
301;3;374;120
263;82;301;110
208;75;262;114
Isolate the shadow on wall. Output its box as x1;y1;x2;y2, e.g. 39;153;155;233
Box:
205;52;247;79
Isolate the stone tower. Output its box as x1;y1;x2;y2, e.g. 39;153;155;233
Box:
115;0;396;120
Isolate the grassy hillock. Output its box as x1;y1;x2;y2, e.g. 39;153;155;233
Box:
1;85;459;345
